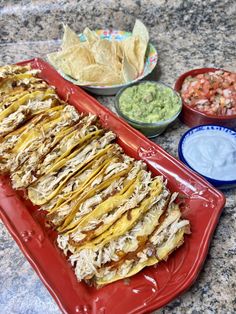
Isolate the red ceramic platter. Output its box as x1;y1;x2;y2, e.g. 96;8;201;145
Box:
0;58;225;314
174;67;236;128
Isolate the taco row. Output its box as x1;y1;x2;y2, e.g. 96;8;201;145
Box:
0;64;190;287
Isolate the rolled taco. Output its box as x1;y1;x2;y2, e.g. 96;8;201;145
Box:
48;155;139;230
0;88;60;137
2;105;78;175
10;106;82;188
47;154;130;227
41;146;123;213
57;159;146;233
27;131;116;205
38;114;102;176
93;203;190;287
0;113;50;173
66;175;165;250
0;64;35;78
0;67;45;95
62;185;171;281
0;78;48;108
66;192;189;286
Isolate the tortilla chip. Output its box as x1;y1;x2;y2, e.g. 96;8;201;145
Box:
76;64;123;86
132;19;149;46
83;27;99;46
49;19;150;85
48;44;95;80
115;41;124;62
122;52;138;82
132;20;149;74
62;24;81;50
123;36;147;76
134;36;148;75
91;39;114;65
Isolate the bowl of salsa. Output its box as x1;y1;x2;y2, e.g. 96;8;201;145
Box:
115;81;182;138
175;68;236;128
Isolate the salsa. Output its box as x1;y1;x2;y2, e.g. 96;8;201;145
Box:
181;70;236;116
119;82;181;123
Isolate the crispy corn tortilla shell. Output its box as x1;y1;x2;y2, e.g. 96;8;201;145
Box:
47;155;116;216
42;132;103;176
36;116;101;176
46;147;122;214
0;89;56;123
27;144;113;205
63;165;137;236
4;107;77;180
0;88;25;104
0;73;39;91
73;178;164;250
10;122;89;188
47;148;122;214
0;113;57;172
66;194;173;283
45;129;104;174
0;90;29;110
1;106;71;177
0;64;31;78
59;165;135;233
96;197;172;273
11;107;65;153
27;135;104;202
67;170;148;241
3;112;50;140
46;159;121;229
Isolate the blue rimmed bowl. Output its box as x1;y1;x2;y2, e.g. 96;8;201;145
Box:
178;125;236;189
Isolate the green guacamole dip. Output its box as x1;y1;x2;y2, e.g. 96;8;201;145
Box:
119;82;181;123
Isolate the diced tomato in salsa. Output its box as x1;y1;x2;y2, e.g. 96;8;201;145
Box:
180;70;236;116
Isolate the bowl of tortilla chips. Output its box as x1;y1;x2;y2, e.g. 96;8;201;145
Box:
47;20;158;95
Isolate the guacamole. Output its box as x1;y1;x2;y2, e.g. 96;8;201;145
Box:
119;82;181;123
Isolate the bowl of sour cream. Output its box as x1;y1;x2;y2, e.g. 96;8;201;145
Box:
178;125;236;189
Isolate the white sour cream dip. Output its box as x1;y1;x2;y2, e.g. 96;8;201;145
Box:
182;129;236;181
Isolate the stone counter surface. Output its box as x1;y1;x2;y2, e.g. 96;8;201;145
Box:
0;1;236;313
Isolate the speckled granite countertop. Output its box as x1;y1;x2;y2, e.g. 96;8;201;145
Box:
0;1;236;313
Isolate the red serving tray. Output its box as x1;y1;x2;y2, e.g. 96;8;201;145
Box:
0;58;225;314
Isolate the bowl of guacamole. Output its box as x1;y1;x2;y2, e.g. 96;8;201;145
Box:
115;81;182;138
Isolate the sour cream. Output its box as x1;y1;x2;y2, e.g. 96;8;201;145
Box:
180;126;236;181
